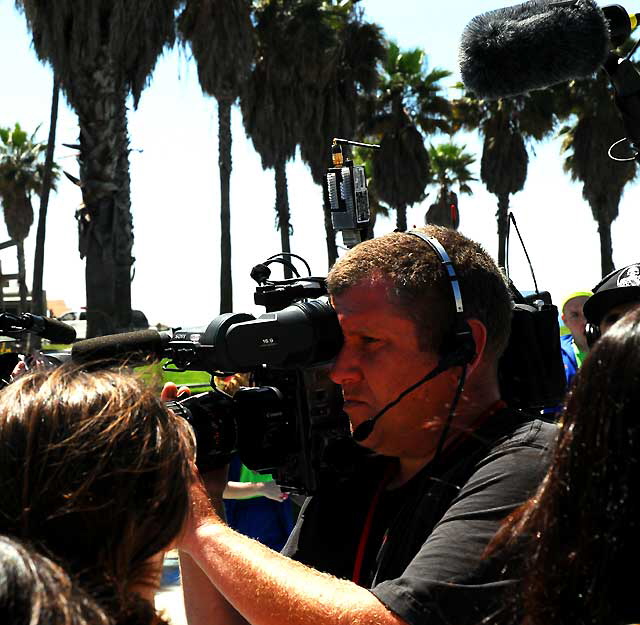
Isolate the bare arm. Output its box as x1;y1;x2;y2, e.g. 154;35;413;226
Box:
179;474;405;625
161;383;246;625
179;469;250;625
180;552;249;625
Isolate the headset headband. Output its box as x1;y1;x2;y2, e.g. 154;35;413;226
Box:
406;231;465;314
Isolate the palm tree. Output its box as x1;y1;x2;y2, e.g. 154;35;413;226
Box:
424;142;476;230
0;123;59;313
362;42;452;232
16;1;180;336
178;0;253;313
560;71;637;276
241;0;327;277
297;1;385;266
452;88;559;267
31;74;60;332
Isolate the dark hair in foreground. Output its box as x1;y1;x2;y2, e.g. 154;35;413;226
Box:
0;535;110;625
0;366;195;623
491;307;640;625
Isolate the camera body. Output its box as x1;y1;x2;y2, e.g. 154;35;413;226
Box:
163;282;364;495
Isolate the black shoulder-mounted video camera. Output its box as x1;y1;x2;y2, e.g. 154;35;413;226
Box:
71;255;566;495
71;256;360;495
69;137;566;494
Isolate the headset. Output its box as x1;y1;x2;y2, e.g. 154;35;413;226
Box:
407;231;477;368
351;230;476;442
584;320;601;348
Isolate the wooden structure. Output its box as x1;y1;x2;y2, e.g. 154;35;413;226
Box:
0;240;20;312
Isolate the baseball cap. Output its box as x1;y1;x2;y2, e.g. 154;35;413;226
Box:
583;263;640;326
560;291;593;314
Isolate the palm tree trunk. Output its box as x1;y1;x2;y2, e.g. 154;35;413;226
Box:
396;205;407;232
75;57;130;338
597;215;614;277
218;97;233;313
113;102;133;331
16;240;28;314
274;160;292;279
322;203;338;269
29;74;60;350
496;193;510;269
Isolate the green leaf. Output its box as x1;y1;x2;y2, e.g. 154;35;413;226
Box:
397;48;423;76
385;41;400;75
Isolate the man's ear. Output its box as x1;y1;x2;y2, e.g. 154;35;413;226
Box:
466;318;488;373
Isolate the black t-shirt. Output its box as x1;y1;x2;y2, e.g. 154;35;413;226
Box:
282;408;556;625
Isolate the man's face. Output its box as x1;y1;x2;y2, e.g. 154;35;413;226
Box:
329;279;455;460
562;296;589;351
600;301;640;336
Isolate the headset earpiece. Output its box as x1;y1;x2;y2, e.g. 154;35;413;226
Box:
585;322;600;348
449;320;476;366
438;319;476;368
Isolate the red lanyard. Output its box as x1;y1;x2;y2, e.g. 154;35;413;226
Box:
352;463;395;585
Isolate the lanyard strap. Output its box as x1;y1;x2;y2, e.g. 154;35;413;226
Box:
352;463;395;585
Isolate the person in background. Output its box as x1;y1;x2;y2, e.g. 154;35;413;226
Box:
559;291;592;385
490;306;640;625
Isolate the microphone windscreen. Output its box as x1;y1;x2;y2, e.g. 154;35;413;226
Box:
37;317;77;343
459;0;610;99
71;329;168;366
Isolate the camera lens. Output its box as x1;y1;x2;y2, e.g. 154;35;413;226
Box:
167;390;237;471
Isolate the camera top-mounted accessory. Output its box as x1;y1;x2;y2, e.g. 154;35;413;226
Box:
324;138;379;249
250;252;329;313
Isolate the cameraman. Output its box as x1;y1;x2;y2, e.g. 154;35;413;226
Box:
172;226;556;625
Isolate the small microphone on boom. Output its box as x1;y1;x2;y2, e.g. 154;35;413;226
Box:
351;362;450;442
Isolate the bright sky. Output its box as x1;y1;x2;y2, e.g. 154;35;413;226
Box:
1;0;639;328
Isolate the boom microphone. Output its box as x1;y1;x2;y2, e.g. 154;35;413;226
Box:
0;312;76;343
459;0;612;99
71;329;171;366
352;361;451;442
